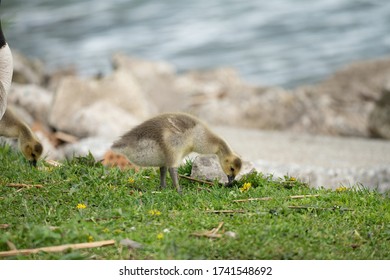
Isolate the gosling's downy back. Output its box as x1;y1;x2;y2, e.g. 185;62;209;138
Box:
113;112;198;150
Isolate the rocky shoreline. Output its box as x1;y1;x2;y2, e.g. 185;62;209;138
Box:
2;50;390;191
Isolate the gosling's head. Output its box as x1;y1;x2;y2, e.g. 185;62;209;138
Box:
19;139;43;167
220;154;242;184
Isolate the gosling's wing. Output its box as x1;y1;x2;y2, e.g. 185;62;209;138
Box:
164;113;198;135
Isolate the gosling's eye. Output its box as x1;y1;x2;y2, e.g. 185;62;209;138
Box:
230;167;235;172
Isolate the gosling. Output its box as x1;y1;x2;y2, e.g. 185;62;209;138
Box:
0;107;43;166
112;112;242;193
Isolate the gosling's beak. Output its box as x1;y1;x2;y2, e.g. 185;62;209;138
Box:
29;159;37;167
227;175;235;184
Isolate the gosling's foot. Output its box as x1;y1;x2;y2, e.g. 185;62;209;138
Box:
159;166;168;190
169;167;183;194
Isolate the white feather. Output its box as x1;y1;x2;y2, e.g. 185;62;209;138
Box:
0;44;13;119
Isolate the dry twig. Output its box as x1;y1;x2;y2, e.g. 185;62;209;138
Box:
205;210;245;214
288;205;353;211
179;175;214;186
233;194;319;203
191;222;224;238
233;197;272;202
6;183;43;189
0;240;115;257
45;159;63;167
196;187;212;192
289;194;320;199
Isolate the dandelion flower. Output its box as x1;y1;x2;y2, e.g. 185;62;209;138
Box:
157;233;164;240
336;186;348;192
76;203;87;209
148;209;162;216
87;235;94;242
128;177;135;184
289;177;297;181
102;228;110;233
240;182;252;192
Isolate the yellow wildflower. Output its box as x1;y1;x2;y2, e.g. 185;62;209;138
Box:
113;229;124;234
87;235;94;242
157;233;164;240
76;203;87;209
128;177;135;184
148;209;162;216
239;182;252;192
336;186;348;192
289;177;297;181
102;228;110;233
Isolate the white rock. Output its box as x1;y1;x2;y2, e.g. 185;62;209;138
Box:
224;231;237;238
61;137;112;160
191;154;255;184
68;101;140;138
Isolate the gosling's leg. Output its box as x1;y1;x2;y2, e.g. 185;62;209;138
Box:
159;166;167;189
168;167;182;194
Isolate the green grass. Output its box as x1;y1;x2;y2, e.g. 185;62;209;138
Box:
1;144;390;260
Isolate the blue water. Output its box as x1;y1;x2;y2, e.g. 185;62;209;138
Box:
2;0;390;88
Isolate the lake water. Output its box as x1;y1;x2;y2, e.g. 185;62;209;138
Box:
2;0;390;88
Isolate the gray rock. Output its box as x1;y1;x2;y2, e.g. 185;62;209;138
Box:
292;57;390;137
12;50;46;85
181;57;390;139
176;67;259;126
190;154;255;184
368;86;390;139
8;83;53;124
49;71;156;138
112;53;181;113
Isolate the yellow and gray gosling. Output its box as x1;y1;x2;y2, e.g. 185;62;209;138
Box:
112;112;242;193
0;107;43;166
0;7;13;120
